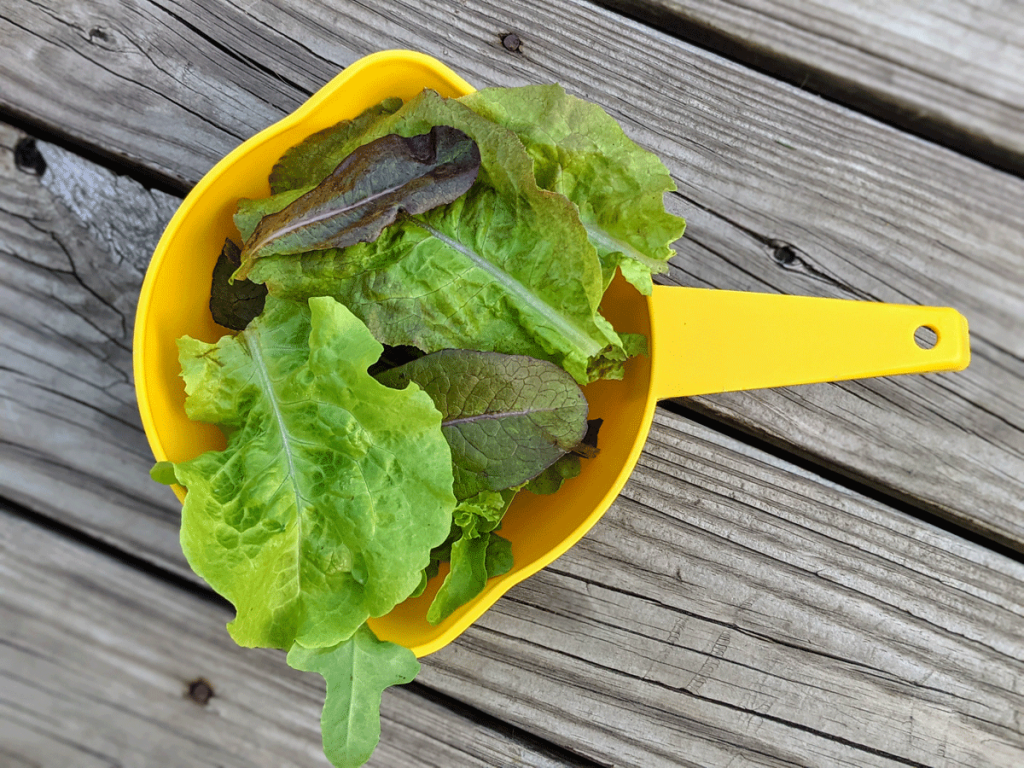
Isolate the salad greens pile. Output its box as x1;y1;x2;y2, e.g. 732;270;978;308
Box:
153;82;683;767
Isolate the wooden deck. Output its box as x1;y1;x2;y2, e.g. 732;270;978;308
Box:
2;1;1022;765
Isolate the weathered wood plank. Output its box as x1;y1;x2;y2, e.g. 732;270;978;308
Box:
596;0;1024;172
6;132;1023;763
0;0;323;188
0;505;594;768
2;8;1024;765
0;123;185;574
419;409;1024;767
6;404;1023;767
1;0;1020;548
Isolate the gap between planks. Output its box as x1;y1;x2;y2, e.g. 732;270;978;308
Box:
0;499;602;768
2;0;1020;550
591;0;1024;177
5;406;1024;766
3;119;1023;759
8;124;1020;765
2;123;1012;584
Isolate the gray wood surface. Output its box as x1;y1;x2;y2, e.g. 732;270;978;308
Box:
3;1;1024;766
5;406;1022;767
0;123;184;573
421;410;1024;767
5;124;1022;763
596;0;1024;171
0;504;591;768
2;0;1020;550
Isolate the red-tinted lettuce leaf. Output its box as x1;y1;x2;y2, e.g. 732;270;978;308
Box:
209;238;267;330
237;126;480;279
376;349;588;499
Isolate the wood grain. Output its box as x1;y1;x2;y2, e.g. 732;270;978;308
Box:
1;4;1023;765
0;0;323;189
595;0;1024;172
0;505;595;768
5;401;1023;766
420;409;1024;767
0;123;185;574
2;0;1021;550
4;131;1020;764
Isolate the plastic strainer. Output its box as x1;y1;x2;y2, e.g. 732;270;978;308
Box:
133;50;970;656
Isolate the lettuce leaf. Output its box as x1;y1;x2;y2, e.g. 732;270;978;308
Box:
150;460;178;485
524;453;581;495
427;490;516;625
269;98;404;194
237;90;628;384
427;534;491;625
169;295;456;650
159;82;682;768
376;350;588;499
460;85;685;295
484;532;513;577
209;238;266;330
452;488;514;537
238;126;480;274
287;625;419;768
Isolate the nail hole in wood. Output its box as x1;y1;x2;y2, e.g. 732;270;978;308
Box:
501;33;522;53
186;678;214;706
14;138;47;176
914;325;938;350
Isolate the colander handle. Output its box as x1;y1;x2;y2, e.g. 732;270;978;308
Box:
647;286;970;400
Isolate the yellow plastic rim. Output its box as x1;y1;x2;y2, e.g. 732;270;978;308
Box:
133;50;660;657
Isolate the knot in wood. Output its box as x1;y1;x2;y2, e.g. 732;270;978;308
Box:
770;242;799;267
14;138;47;177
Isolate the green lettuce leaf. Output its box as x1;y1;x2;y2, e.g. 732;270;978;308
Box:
524;416;602;494
427;534;490;625
237;126;481;276
485;533;514;578
170;295;456;649
452;488;515;537
524;454;581;495
238;90;629;384
424;531;514;625
287;625;420;768
460;85;686;294
149;460;178;486
426;489;515;625
376;350;588;499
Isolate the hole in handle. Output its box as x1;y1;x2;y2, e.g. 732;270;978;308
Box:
914;325;939;350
